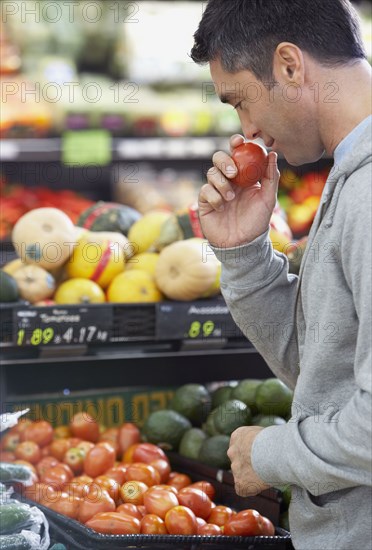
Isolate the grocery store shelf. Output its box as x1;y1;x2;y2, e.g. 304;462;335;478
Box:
0;137;231;162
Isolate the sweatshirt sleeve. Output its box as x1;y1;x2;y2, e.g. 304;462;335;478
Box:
212;229;300;390
251;171;372;494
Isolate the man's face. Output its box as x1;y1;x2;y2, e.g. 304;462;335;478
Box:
210;59;325;166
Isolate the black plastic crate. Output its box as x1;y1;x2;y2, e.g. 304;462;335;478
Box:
18;497;293;550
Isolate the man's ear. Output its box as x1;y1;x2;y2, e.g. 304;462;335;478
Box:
273;42;305;85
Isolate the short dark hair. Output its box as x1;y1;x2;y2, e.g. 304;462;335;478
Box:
191;0;367;81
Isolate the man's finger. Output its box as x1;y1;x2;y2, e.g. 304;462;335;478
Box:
229;134;245;153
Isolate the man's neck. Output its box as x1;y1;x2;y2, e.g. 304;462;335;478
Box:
316;60;372;156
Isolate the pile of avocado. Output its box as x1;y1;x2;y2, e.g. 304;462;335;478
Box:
142;379;293;470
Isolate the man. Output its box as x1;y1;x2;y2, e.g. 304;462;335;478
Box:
191;1;371;549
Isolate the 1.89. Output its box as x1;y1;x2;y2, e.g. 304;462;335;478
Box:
17;328;55;346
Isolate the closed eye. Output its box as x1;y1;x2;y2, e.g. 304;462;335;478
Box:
234;101;243;111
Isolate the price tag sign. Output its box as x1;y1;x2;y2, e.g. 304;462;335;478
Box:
62;130;112;166
156;300;243;341
14;306;113;347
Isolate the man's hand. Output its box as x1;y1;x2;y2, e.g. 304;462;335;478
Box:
228;426;272;497
198;134;280;249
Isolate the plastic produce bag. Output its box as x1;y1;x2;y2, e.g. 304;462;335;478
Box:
0;410;29;432
0;500;50;550
0;464;35;488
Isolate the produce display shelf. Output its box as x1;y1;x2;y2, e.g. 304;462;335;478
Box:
16;496;293;550
0;137;231;162
0;298;246;350
0;137;334;162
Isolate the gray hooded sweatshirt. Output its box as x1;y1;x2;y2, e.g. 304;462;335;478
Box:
212;119;372;550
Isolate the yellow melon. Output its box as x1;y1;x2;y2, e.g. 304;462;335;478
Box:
2;258;24;276
155;239;221;301
125;252;160;277
54;278;105;305
12;265;56;304
12;207;76;269
127;211;173;255
107;270;163;303
66;235;125;289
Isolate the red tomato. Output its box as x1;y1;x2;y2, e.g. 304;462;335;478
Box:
137;504;146;517
36;456;59;477
24;482;57;505
9;418;32;435
40;445;51;457
40;464;73;491
231;142;269;187
84;442;116;478
76;441;95;457
65;475;93;499
143;487;179;519
85;511;140;534
118;423;141;456
125;462;160;487
49;439;71;461
0;451;15;462
261;516;275;536
67;437;82;448
104;466;126;485
149;484;178;495
199;523;222;536
168;472;192;491
122;443;139;463
47;492;81;519
93;476;121;503
53;425;71;439
196;516;207;532
100;427;119;442
131;443;168;464
78;487;116;524
141;514;167;534
120;481;148;505
165;505;197;535
224;509;265;536
63;447;85;475
15;441;41;464
189;481;216;501
70;412;100;443
99;428;120;457
1;432;21;451
149;458;170;483
208;505;234;526
178;487;212;520
116;503;142;520
22;421;53;447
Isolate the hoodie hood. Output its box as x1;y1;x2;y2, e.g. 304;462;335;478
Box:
318;117;372;230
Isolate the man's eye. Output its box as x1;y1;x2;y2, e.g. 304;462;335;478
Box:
234;101;243;111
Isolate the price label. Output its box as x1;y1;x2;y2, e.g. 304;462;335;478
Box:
156;300;243;341
62;130;112;166
13;306;113;347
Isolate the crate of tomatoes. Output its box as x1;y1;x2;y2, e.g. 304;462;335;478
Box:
0;413;293;549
